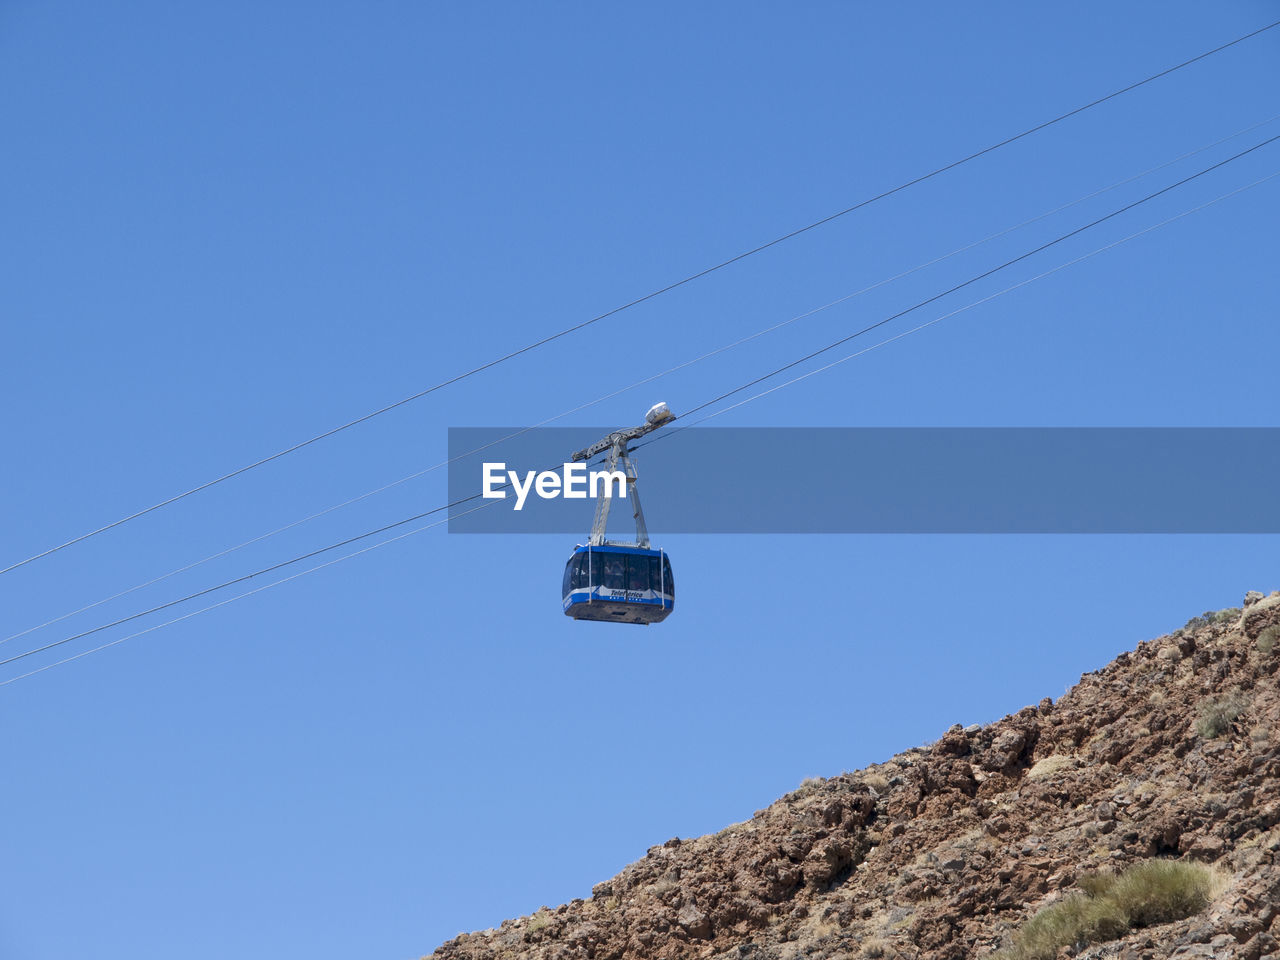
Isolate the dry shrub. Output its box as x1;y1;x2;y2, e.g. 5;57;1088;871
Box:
991;859;1214;960
862;772;890;793
1196;690;1248;739
1076;869;1116;899
1109;859;1213;926
1025;755;1075;781
1257;624;1280;656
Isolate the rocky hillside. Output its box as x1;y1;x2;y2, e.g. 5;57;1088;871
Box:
430;591;1280;960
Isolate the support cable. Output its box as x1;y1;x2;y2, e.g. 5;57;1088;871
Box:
5;154;1277;683
7;113;1273;650
4;18;1275;577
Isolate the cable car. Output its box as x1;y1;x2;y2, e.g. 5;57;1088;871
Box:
562;402;676;625
562;544;674;624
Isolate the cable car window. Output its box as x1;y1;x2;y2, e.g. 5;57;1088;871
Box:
571;553;589;590
591;552;606;588
662;555;674;595
627;556;649;592
603;555;626;591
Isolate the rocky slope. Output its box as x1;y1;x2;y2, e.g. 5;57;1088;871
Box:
430;591;1280;960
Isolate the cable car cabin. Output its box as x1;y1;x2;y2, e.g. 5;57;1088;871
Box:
563;403;676;625
562;545;674;625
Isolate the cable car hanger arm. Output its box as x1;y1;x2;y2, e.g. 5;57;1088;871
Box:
569;402;675;463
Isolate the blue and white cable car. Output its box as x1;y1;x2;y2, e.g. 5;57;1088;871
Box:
562;544;674;624
562;403;676;625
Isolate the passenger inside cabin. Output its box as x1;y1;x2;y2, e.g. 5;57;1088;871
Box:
605;558;625;590
628;558;649;592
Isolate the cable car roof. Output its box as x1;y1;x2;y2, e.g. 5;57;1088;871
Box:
567;543;666;556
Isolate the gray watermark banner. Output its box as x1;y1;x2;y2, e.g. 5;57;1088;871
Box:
447;428;1280;534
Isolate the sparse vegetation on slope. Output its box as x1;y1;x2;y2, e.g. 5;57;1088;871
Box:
991;859;1217;960
1195;689;1248;739
1258;624;1280;656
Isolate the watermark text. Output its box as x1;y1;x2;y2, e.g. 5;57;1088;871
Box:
482;462;627;511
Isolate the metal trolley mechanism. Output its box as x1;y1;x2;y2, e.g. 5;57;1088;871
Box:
561;403;675;625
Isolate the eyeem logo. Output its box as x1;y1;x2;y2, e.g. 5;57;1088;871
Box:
482;463;626;511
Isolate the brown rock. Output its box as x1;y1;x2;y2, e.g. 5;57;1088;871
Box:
1243;594;1280;639
675;905;710;940
1182;833;1227;860
802;838;857;886
429;587;1280;960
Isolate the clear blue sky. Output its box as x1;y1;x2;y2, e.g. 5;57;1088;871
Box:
2;3;1278;959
